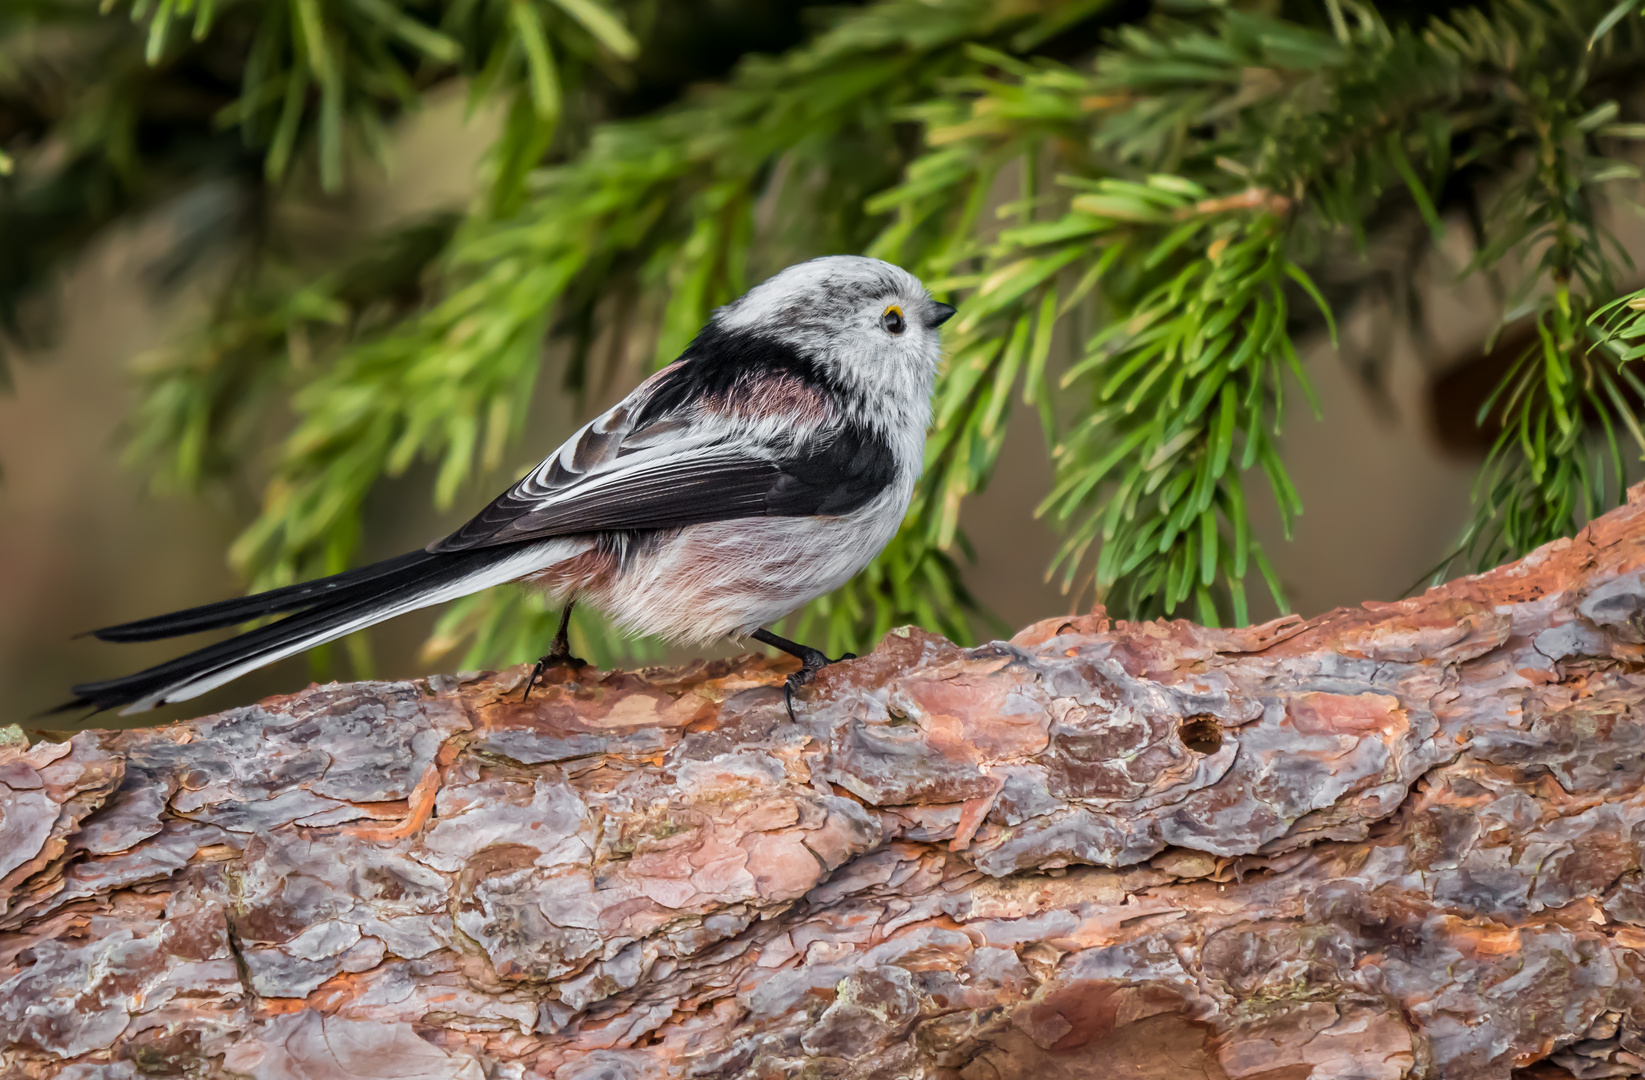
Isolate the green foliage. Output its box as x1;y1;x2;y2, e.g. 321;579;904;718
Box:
0;0;216;375
7;0;1645;673
1444;4;1645;573
112;0;635;194
0;0;628;393
867;0;1645;625
129;211;461;494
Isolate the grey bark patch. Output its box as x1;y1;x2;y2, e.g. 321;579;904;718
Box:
553;1050;650;1080
417;778;592;874
1535;620;1610;661
0;785;56;881
457;865;603;981
1580;573;1645;641
74;768;173;854
56;1064;141;1080
219;1011;487;1079
26;822;207;921
188;786;344;832
0;932;143;1055
474;727;667;765
245;943;347;997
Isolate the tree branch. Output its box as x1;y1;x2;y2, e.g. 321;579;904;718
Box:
11;490;1645;1078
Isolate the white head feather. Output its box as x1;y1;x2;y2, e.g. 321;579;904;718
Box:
714;255;950;418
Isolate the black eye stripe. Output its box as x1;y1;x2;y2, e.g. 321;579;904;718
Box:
882;306;906;335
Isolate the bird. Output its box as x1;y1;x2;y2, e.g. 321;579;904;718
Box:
62;255;955;718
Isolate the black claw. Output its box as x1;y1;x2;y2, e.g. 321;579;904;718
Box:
781;668;817;722
752;628;857;721
523;601;587;701
521;650;588;702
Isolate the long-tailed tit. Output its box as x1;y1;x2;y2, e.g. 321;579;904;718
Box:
64;256;955;716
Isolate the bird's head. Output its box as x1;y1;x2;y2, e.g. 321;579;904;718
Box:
714;255;955;405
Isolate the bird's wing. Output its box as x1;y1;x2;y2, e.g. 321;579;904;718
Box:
429;363;895;552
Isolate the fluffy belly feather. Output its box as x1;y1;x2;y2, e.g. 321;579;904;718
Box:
572;493;907;644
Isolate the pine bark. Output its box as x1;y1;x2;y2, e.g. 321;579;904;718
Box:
11;494;1645;1079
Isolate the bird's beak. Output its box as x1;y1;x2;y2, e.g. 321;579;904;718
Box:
927;301;957;328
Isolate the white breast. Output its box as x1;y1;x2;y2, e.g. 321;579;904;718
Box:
579;474;915;644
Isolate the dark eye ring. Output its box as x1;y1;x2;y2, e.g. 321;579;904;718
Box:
882;305;906;335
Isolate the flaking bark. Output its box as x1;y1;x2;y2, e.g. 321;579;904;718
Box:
12;492;1645;1078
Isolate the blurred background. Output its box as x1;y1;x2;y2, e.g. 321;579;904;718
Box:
4;0;1645;728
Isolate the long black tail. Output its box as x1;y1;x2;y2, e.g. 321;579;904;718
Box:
86;550;444;643
60;542;561;715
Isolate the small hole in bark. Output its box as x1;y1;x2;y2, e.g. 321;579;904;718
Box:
1180;716;1222;754
885;703;917;726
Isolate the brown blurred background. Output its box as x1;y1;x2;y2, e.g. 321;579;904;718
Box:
5;95;1642;729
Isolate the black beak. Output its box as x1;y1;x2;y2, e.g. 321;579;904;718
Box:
928;301;957;328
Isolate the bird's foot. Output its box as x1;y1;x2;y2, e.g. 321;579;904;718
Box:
780;648;858;722
523;602;587;701
521;650;588;701
748;627;858;721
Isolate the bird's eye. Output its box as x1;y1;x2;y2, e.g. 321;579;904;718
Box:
882;305;906;335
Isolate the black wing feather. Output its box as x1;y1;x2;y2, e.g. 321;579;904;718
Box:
432;327;898;553
433;455;782;551
432;423;896;553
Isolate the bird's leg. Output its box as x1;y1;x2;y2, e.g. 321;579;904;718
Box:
522;600;588;701
749;627;857;721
